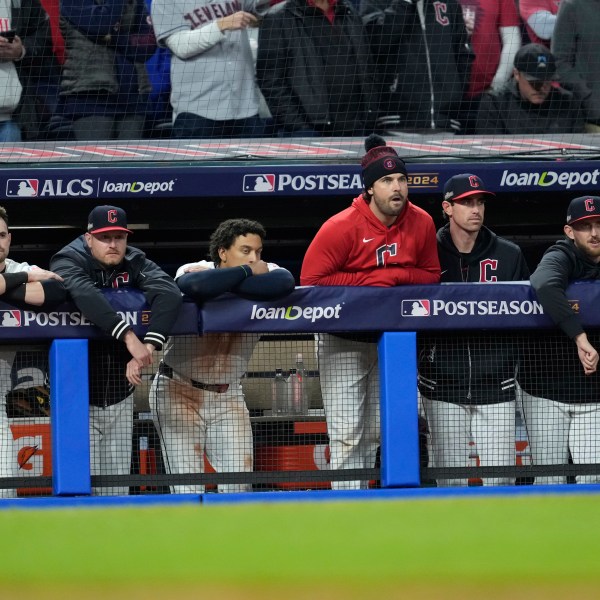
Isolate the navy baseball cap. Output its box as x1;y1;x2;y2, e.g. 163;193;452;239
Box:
443;174;496;202
514;43;557;82
87;205;132;234
566;196;600;225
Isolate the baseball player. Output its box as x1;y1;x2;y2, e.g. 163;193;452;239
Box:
523;195;600;484
301;134;440;490
51;206;182;495
0;205;66;497
418;174;530;487
150;219;295;494
151;0;275;138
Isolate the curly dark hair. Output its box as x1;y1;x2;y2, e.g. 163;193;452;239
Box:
209;218;267;266
0;206;8;228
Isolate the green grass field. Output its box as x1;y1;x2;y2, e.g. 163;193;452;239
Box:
1;494;600;599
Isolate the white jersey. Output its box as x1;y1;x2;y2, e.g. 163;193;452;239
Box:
0;259;36;396
4;258;34;273
165;260;279;384
152;0;264;121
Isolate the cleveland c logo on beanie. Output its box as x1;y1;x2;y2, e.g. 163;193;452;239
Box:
361;134;408;190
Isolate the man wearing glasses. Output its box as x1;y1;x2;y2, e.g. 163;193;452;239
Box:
475;43;584;135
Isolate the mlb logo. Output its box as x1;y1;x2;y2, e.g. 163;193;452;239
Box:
0;310;22;327
6;179;39;197
401;300;430;317
243;174;275;192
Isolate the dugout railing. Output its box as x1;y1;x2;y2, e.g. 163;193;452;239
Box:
1;282;600;499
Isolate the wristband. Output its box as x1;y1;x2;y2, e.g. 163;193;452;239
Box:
239;265;253;278
2;271;28;292
2;284;26;303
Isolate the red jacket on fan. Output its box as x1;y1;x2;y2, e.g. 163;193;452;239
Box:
300;195;440;287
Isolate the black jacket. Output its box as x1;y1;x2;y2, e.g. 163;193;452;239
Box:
437;224;530;283
361;0;472;130
257;0;378;133
418;224;530;405
50;236;182;406
476;79;585;135
531;238;600;339
522;238;600;403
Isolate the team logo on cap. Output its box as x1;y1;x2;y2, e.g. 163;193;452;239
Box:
401;300;430;317
383;159;396;170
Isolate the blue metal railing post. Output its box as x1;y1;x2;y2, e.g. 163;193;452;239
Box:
379;332;420;487
49;339;91;496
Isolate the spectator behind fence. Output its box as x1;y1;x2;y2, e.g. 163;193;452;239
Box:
256;0;378;137
418;174;530;487
360;0;473;132
523;196;600;485
551;0;600;133
301;134;440;489
50;206;182;495
151;0;277;139
0;205;66;497
39;0;65;64
57;0;156;141
150;219;295;494
0;0;24;142
519;0;561;48
456;0;521;134
12;0;62;141
476;43;584;135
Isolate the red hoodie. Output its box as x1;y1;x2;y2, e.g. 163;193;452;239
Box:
301;195;441;287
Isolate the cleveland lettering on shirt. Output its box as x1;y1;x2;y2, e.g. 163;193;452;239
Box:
184;0;241;27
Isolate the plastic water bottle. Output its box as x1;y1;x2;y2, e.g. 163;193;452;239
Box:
291;353;308;415
289;368;301;415
272;368;289;415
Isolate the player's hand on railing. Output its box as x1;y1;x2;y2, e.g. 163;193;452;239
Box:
125;343;156;386
27;269;64;283
249;260;269;275
182;265;210;273
218;11;258;31
126;357;144;386
575;332;599;375
124;331;154;368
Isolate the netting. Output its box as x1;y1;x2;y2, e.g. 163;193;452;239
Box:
0;345;52;498
419;329;600;487
0;0;596;151
3;328;600;496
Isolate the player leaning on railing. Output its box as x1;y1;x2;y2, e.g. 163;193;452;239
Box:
0;204;66;498
50;205;182;495
150;218;295;494
522;196;600;485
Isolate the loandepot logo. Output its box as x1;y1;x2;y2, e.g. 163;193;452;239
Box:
251;303;343;323
500;169;600;190
101;180;176;194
